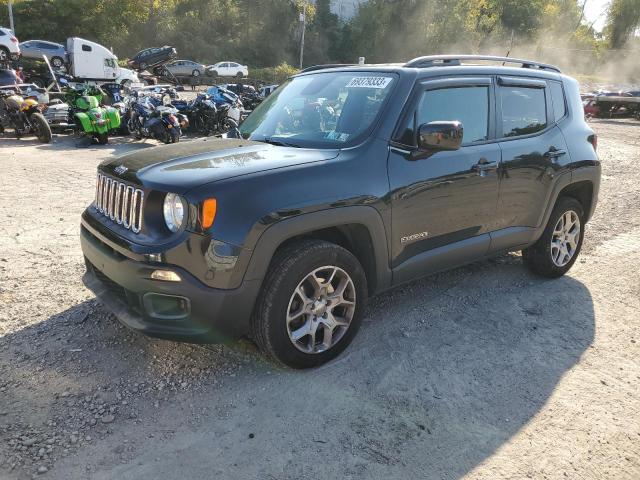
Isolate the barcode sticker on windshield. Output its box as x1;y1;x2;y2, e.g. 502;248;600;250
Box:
345;77;392;89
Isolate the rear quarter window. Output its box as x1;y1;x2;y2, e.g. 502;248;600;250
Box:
549;81;567;122
499;86;547;137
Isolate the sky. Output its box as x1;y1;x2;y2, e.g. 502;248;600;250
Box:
583;0;610;32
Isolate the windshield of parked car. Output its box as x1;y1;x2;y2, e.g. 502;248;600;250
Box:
240;71;397;148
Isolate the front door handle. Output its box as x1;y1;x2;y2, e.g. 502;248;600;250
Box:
471;157;497;176
544;147;567;159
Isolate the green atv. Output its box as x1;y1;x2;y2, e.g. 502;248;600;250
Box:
64;84;121;144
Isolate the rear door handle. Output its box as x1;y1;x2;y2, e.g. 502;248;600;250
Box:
544;147;566;159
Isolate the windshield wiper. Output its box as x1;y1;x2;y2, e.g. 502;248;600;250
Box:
260;137;301;148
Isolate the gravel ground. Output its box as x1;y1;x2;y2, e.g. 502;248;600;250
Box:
0;120;639;480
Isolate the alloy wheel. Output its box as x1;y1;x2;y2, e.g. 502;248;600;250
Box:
286;265;356;354
551;210;581;267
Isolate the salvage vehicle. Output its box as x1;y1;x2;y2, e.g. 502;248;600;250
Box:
161;59;206;78
65;38;139;87
206;61;248;78
19;40;67;68
0;27;20;62
81;55;600;368
128;46;177;71
0;67;19;86
0;87;52;142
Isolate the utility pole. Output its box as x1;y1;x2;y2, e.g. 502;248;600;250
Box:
299;2;306;69
8;0;15;33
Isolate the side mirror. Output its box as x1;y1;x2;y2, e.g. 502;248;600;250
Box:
417;121;463;152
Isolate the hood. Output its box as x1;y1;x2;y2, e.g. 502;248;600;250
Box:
100;138;339;193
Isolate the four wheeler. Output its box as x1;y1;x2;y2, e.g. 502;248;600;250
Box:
0;89;52;143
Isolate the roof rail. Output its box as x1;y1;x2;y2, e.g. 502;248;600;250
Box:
299;63;356;73
404;55;561;73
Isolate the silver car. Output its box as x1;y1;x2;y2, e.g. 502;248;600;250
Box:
164;60;206;78
19;40;67;68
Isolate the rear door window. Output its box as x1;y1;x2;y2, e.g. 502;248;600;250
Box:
499;86;547;137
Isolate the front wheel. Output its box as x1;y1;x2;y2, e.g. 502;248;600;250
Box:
31;113;52;143
0;47;8;62
192;70;200;77
251;240;368;368
522;197;585;278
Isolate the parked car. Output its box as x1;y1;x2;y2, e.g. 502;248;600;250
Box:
0;27;21;62
128;46;177;71
162;60;206;78
0;68;18;86
80;55;600;368
206;61;248;78
19;40;67;68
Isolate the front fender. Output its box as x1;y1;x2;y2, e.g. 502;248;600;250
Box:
237;206;392;293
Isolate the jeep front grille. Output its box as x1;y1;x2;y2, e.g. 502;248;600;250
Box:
95;173;144;233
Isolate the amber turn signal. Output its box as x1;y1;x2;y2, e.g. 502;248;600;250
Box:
201;198;217;229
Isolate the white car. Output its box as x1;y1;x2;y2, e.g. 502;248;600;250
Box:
0;27;21;62
207;61;249;78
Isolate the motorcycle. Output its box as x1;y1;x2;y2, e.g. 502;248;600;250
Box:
62;81;121;144
128;94;188;144
0;89;52;143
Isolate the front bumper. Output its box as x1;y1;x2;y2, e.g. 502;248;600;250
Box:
80;225;261;343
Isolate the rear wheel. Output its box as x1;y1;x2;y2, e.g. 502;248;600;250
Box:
522;197;585;278
0;47;8;63
139;62;147;71
236;71;244;79
96;132;109;145
251;240;368;368
31;113;52;143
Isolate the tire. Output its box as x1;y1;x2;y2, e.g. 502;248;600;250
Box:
139;62;147;71
219;118;238;134
31;113;52;143
251;239;368;369
51;56;64;68
96;132;109;145
522;197;585;278
236;71;244;79
210;70;218;77
192;69;200;77
0;47;8;62
31;77;45;88
170;129;180;143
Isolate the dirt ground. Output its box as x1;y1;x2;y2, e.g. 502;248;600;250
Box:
0;120;639;480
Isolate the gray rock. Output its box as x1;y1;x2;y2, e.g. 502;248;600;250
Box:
101;414;115;424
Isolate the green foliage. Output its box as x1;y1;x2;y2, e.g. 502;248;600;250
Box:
0;0;634;78
251;62;299;84
604;0;640;48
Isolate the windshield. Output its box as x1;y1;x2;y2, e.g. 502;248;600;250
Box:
240;71;397;148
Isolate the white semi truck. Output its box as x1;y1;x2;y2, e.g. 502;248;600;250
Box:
66;38;139;86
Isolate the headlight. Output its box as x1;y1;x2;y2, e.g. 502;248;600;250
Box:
163;193;185;232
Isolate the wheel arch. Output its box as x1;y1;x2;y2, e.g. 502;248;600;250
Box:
243;206;392;295
558;180;594;221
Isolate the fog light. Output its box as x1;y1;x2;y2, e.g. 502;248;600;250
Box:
150;270;181;282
